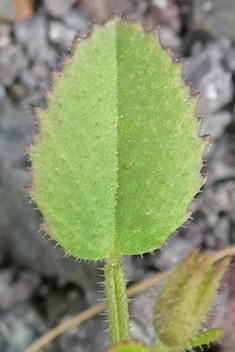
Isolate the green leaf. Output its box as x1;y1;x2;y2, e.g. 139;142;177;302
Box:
105;340;152;352
184;328;223;349
153;249;229;349
28;18;206;260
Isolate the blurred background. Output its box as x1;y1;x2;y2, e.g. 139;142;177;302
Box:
0;0;235;351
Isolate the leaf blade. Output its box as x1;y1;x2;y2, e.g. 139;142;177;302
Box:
115;20;205;254
29;18;206;259
30;21;118;258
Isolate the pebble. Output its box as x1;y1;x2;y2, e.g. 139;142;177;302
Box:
183;39;233;116
20;65;49;90
78;0;134;22
0;268;40;310
0;304;47;352
225;46;235;72
14;16;57;66
0;83;6;100
0;0;14;17
0;44;28;86
178;216;205;248
194;181;235;216
55;314;108;352
0;24;11;49
129;289;156;345
44;0;77;18
158;25;181;49
150;235;194;270
148;0;180;33
196;66;232;116
48;21;77;51
193;0;235;39
158;25;182;60
199;111;232;140
63;10;89;34
214;215;231;246
207;130;235;183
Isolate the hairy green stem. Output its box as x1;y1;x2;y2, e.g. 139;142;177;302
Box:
104;256;130;343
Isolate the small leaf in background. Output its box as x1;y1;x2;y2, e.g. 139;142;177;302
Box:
153;249;230;349
105;340;152;352
184;328;223;349
28;18;206;260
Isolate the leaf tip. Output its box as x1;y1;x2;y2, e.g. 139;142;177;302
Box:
62;54;72;67
191;91;200;103
24;184;33;194
51;69;61;82
25;143;33;154
33;106;43;123
44;89;52;106
202;134;211;142
31;132;40;143
197;116;203;127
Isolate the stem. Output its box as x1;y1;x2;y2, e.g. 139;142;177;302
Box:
104;256;130;343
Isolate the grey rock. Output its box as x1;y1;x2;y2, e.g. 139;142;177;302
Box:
0;304;47;352
213;216;230;246
196;67;232;117
152;0;168;8
134;0;149;14
48;21;76;51
0;100;32;166
63;10;89;34
178;217;204;248
203;231;217;249
122;255;145;283
78;0;135;23
0;268;40;310
207;129;235;183
45;288;87;327
0;44;28;86
0;24;11;49
183;39;233;116
0;0;14;17
158;25;182;60
129;289;156;345
194;181;235;216
44;0;77;18
55;314;108;352
191;37;231;63
193;0;235;39
225;46;235;72
151;235;194;270
14;16;57;66
0;83;6;100
200;111;232;139
8;82;27;100
130;318;154;346
20;65;49;91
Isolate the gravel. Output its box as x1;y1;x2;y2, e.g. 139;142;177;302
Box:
1;1;235;351
14;16;57;66
0;44;28;86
